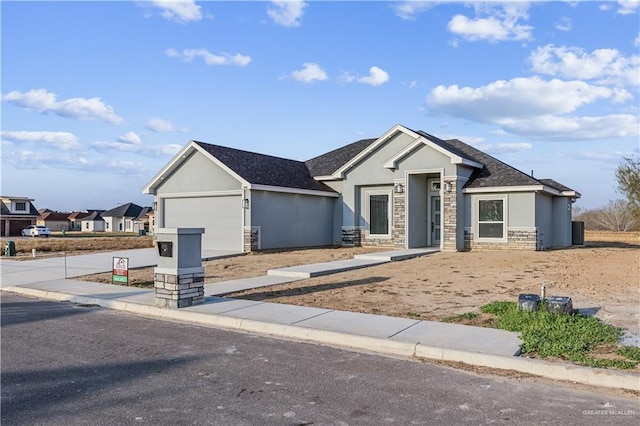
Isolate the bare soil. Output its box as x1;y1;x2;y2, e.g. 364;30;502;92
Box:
76;231;640;344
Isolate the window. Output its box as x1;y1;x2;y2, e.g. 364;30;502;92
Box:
15;202;26;211
477;198;505;239
367;191;391;237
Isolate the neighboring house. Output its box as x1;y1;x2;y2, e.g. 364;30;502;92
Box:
0;196;40;237
37;211;71;231
143;124;580;252
68;211;91;231
132;207;153;234
102;203;146;233
81;211;105;232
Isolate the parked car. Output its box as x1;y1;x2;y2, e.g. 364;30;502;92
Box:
21;225;51;237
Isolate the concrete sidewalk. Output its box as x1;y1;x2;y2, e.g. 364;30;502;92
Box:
1;248;638;391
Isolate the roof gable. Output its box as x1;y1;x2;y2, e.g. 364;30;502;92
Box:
102;202;144;219
305;138;377;177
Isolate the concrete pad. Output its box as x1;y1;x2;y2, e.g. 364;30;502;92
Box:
201;250;244;261
267;258;387;278
391;321;522;356
20;279;107;292
186;297;265;315
205;275;301;296
117;291;155;305
210;300;333;325
295;309;421;339
355;248;439;262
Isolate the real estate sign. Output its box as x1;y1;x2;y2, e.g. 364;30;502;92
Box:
112;257;129;284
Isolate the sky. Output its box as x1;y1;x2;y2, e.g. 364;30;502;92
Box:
1;0;639;212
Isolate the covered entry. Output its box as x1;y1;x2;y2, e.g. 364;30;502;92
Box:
406;172;443;249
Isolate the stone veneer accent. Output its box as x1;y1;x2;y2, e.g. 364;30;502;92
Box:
154;271;205;308
464;228;539;251
392;181;406;249
243;226;260;252
341;227;362;247
442;178;457;251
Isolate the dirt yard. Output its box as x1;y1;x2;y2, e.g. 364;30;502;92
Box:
78;231;640;342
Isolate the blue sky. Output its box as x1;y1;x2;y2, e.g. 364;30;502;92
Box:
1;0;638;212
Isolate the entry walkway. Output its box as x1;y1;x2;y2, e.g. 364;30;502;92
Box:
1;246;522;359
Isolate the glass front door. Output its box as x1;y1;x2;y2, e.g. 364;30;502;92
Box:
431;196;441;246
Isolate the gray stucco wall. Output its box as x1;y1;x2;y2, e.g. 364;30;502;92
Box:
535;193;553;250
156;150;242;194
508;192;535;227
552;197;572;247
251;190;336;249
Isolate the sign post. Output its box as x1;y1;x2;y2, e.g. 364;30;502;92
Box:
112;257;129;284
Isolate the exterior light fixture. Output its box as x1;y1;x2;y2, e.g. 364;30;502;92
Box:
242;198;250;209
394;182;405;194
444;182;453;192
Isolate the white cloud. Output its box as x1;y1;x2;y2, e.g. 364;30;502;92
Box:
393;1;434;20
2;89;123;124
529;44;640;87
554;17;572;32
1;130;80;151
357;66;390;87
501;114;639;140
2;149;89;170
635;33;640;46
267;1;307;27
166;48;251;66
428;77;614;121
427;77;639;140
117;131;142;145
145;0;203;23
146;117;177;132
289;63;328;83
90;140;181;157
447;3;533;43
615;0;640;15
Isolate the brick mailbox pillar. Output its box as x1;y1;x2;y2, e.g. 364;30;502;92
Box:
154;228;205;308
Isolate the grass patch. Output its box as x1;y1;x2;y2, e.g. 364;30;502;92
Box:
476;301;639;370
442;312;478;323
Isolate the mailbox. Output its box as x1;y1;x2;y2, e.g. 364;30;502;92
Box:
157;241;173;257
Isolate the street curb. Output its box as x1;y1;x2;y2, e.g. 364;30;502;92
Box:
4;286;639;392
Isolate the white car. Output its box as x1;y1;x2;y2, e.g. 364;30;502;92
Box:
21;225;51;237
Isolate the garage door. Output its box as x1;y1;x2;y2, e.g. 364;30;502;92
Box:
163;196;242;251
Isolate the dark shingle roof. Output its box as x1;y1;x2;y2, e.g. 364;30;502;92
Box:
82;211;104;221
538;179;575;193
102;203;144;219
305;138;378;177
0;200;39;217
195;141;335;193
40;211;71;221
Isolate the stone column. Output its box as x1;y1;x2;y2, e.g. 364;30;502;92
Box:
392;179;406;248
442;178;458;251
153;228;205;308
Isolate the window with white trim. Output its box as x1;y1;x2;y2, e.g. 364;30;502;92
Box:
366;190;392;237
477;197;506;240
15;202;26;211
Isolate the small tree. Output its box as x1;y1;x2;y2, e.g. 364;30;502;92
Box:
616;157;640;218
592;200;636;232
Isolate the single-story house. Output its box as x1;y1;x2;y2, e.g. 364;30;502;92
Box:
68;211;94;230
132;207;153;234
81;211;106;232
37;211;71;231
143;124;580;252
102;203;147;233
0;196;39;237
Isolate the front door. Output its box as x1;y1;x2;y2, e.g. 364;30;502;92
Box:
431;196;441;246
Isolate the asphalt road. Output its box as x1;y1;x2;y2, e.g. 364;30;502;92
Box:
2;293;639;425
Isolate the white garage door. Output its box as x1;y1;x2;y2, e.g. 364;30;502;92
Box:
163;196;242;251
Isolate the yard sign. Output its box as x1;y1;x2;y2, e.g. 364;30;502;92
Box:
112;257;129;284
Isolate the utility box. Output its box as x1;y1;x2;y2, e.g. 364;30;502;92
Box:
154;228;205;308
546;296;574;315
4;241;16;257
517;294;540;312
572;221;585;245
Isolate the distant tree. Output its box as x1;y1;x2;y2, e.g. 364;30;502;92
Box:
616;157;640;218
592;200;636;232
